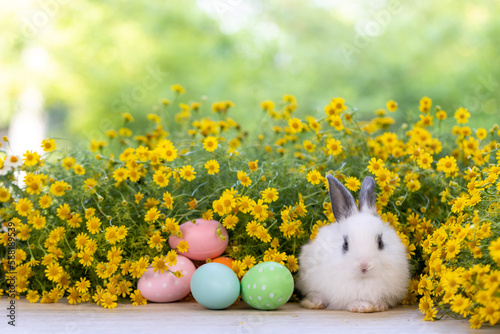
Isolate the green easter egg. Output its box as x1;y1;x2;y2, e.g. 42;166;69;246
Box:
241;261;294;310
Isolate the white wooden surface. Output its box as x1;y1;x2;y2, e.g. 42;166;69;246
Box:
1;298;498;334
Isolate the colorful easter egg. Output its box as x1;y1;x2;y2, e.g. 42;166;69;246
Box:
168;219;229;261
190;263;240;309
211;256;234;269
241;261;294;310
137;255;195;302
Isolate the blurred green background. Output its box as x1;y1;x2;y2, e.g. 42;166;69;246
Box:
1;0;499;149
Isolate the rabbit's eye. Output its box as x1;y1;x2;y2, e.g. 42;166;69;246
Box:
377;234;384;250
342;236;349;253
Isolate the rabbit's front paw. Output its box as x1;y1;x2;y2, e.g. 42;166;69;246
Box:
301;297;326;309
348;301;388;313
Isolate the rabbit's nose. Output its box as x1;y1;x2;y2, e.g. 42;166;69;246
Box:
359;262;370;274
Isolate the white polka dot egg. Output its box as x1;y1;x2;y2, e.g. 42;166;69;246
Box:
137;255;195;302
241;261;294;310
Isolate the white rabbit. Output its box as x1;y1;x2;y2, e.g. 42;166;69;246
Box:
297;174;410;312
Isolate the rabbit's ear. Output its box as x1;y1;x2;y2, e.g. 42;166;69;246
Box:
326;174;357;222
358;176;377;214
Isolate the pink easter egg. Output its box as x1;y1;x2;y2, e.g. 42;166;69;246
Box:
168;219;229;261
137;255;195;302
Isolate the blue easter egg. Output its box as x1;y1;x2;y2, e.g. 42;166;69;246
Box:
190;263;240;309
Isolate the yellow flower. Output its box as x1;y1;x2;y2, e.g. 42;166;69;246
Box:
417;152;433;169
117;226;128;241
375;168;391;187
288;117;303;134
72;164;85;175
417;114;433;127
329;115;344;131
261;187;279;203
83;178;98;193
179;165;196;181
62;156;76;170
153;170;169;187
436;156;458;176
26;290;40;303
85;207;96;219
303;140;316;153
130;290;147;306
279;220;301;238
75;233;89;250
41;138;57;152
436;110;447;120
187;198;198;210
255;225;272;243
450;294;472;317
166;249;178;266
231;260;247;278
0;186;11;202
445;238;461;260
89;139;107;152
113;167;129;183
419;96;432;113
78;249;93;267
171;84;185;94
45;262;63;282
386;100;398;112
248;160;258;172
325;138;343;156
454;107;471;124
160;191;173;210
144;207;160;223
406;178;421;192
65;286;81;305
204;159;220;175
245;221;260;237
148;231;165;249
17;223;32;241
330;97;347;113
242;255;256;269
344;176;361;192
157;140;178;162
367;157;386;176
100;292;117;309
23;150;41;166
106;129;118;138
86;216;101;234
105;226;120;244
177;240;189;253
30;214;47;229
418;294;434;314
203;136;219;152
15;198;33;217
260;100;275;111
306;169;322;185
50;180;69;196
478;301;500;326
152;255;169;274
122;112;134;123
451;196;468;214
476;128;487;140
237;171;252;187
250;199;269;221
222;214;239;229
56;203;71;220
488;237;500;264
441;270;462;294
130;257;150;279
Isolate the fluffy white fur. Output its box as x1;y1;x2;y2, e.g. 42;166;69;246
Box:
297;176;410;312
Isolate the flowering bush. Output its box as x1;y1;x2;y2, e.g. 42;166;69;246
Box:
0;86;499;328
